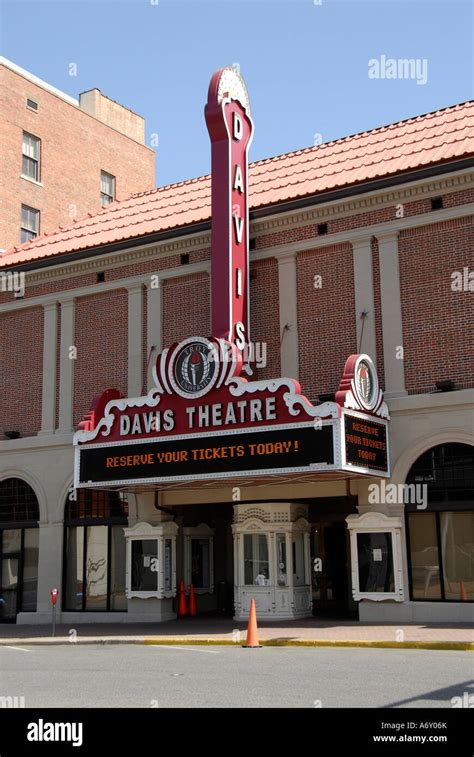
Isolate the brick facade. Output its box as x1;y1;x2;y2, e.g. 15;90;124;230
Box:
399;216;474;394
0;64;155;252
162;272;211;346
297;242;357;401
73;290;129;427
0;306;43;436
249;258;280;379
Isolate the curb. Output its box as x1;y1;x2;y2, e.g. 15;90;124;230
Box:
144;638;474;651
0;638;472;651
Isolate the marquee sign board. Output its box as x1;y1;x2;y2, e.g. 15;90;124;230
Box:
77;423;336;487
74;344;389;488
73;67;390;490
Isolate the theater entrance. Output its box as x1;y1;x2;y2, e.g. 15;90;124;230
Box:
309;498;357;618
172;502;234;616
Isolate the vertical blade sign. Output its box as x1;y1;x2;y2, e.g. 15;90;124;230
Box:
205;67;254;351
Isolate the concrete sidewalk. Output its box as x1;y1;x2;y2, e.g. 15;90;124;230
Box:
0;618;472;650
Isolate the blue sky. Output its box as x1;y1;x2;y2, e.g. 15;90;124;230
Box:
1;0;472;187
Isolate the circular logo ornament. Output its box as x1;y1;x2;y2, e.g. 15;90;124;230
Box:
354;355;379;411
169;337;219;398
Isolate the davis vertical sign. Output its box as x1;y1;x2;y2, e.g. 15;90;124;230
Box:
205;68;254;349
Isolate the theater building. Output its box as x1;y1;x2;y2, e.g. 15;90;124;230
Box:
0;69;472;626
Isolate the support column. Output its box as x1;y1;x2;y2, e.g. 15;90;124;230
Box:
146;279;163;390
127;284;144;396
278;253;299;378
352;237;377;363
377;232;407;397
57;300;75;433
40;302;58;434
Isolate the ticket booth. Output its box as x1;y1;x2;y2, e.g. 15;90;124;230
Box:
232;503;312;620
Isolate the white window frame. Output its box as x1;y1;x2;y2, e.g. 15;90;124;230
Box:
346;512;404;602
20;205;40;243
22;132;41;182
100;171;115;206
124;522;178;600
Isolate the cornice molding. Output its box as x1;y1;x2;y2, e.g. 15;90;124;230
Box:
2;169;472;290
19;232;213;287
0;261;211;313
250;203;474;261
249;169;474;236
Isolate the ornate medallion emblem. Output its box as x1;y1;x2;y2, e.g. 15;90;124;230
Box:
170;337;219;398
354;356;378;411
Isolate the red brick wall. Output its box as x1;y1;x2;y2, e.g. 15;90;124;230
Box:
399;216;474;394
0;65;155;252
73;289;128;427
0;306;43;437
162;272;210;345
297;243;357;400
249;258;280;379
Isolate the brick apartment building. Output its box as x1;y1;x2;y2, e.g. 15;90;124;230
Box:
0;73;472;625
0;57;155;252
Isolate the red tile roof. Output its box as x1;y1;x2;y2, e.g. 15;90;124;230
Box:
2;101;473;269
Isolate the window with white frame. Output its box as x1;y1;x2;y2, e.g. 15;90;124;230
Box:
124;522;178;599
20;205;39;243
100;171;115;206
346;513;404;602
131;540;159;592
22;132;40;181
244;533;269;586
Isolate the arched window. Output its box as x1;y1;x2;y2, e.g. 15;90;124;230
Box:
63;489;128;612
405;444;474;602
0;478;40;621
0;478;40;523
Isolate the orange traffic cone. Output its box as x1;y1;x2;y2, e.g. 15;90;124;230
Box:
189;584;197;617
177;580;188;617
242;598;261;648
460;581;468;601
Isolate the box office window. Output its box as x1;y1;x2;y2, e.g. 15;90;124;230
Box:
356;532;395;594
63;490;127;612
244;534;269;586
131;540;158;592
